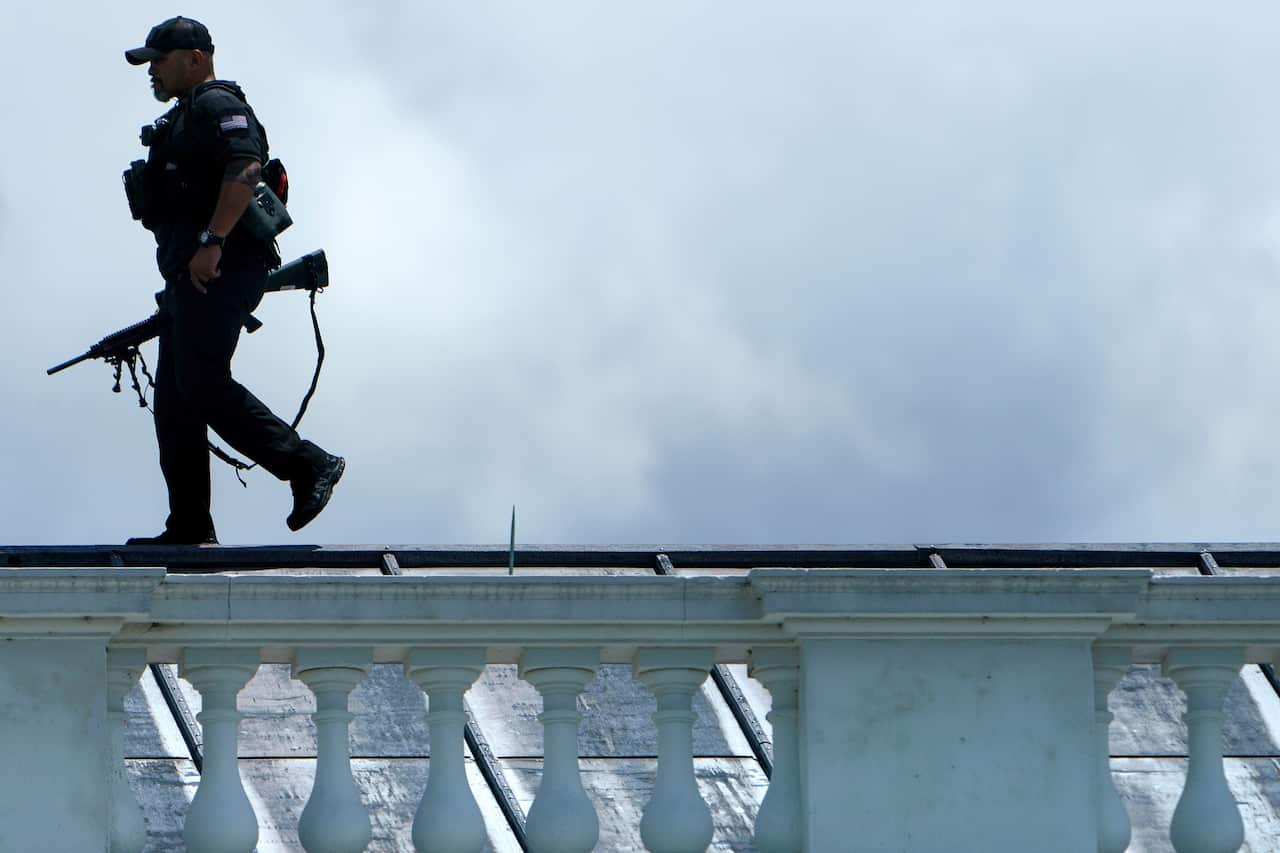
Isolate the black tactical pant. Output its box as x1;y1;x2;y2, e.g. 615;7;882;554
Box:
152;266;326;536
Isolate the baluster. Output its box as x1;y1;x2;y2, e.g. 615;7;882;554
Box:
634;647;715;853
180;649;261;853
1164;648;1245;853
293;649;372;853
1092;647;1131;853
519;647;600;853
107;649;148;853
749;648;801;853
405;647;487;853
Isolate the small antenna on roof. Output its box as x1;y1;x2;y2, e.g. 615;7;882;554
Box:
507;505;516;575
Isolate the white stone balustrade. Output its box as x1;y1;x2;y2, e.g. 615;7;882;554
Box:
1091;646;1132;853
635;647;716;853
293;649;372;853
518;647;600;853
179;648;262;853
405;647;488;853
106;648;148;853
0;565;1277;850
1164;647;1247;853
749;647;801;853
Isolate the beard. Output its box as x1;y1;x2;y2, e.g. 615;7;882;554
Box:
151;79;173;102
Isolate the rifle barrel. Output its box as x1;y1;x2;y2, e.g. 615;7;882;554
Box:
47;352;94;376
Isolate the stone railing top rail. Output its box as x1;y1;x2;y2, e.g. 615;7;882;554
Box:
0;567;1276;664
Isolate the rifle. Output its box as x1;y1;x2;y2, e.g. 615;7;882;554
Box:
47;249;329;376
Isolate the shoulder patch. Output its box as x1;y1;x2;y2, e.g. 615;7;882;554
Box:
219;115;250;132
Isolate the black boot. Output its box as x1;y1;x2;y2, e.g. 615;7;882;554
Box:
287;454;345;532
126;527;218;546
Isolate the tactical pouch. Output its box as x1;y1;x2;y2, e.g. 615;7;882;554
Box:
240;179;292;241
241;158;291;241
122;160;148;222
263;158;288;204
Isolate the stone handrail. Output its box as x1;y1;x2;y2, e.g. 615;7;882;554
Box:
0;567;1276;852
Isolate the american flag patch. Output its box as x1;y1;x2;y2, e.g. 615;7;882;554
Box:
219;115;249;132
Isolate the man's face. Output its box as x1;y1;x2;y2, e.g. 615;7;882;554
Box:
147;50;192;102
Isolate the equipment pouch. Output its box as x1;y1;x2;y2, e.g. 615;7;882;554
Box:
263;158;288;204
122;160;148;221
240;181;292;241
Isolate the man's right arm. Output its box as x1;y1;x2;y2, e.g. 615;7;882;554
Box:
188;158;261;292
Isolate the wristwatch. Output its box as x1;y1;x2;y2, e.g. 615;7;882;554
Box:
197;229;225;248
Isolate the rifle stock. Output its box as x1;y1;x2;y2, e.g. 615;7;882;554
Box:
47;250;328;376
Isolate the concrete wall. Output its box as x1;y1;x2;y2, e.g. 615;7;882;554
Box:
0;639;109;853
799;637;1097;853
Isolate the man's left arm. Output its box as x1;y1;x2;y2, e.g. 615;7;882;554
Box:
188;158;262;293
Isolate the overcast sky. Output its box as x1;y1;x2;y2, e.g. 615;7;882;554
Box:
4;3;1280;546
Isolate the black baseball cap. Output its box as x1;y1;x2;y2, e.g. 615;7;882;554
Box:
125;16;214;65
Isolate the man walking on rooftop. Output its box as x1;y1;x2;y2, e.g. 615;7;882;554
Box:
122;16;343;545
